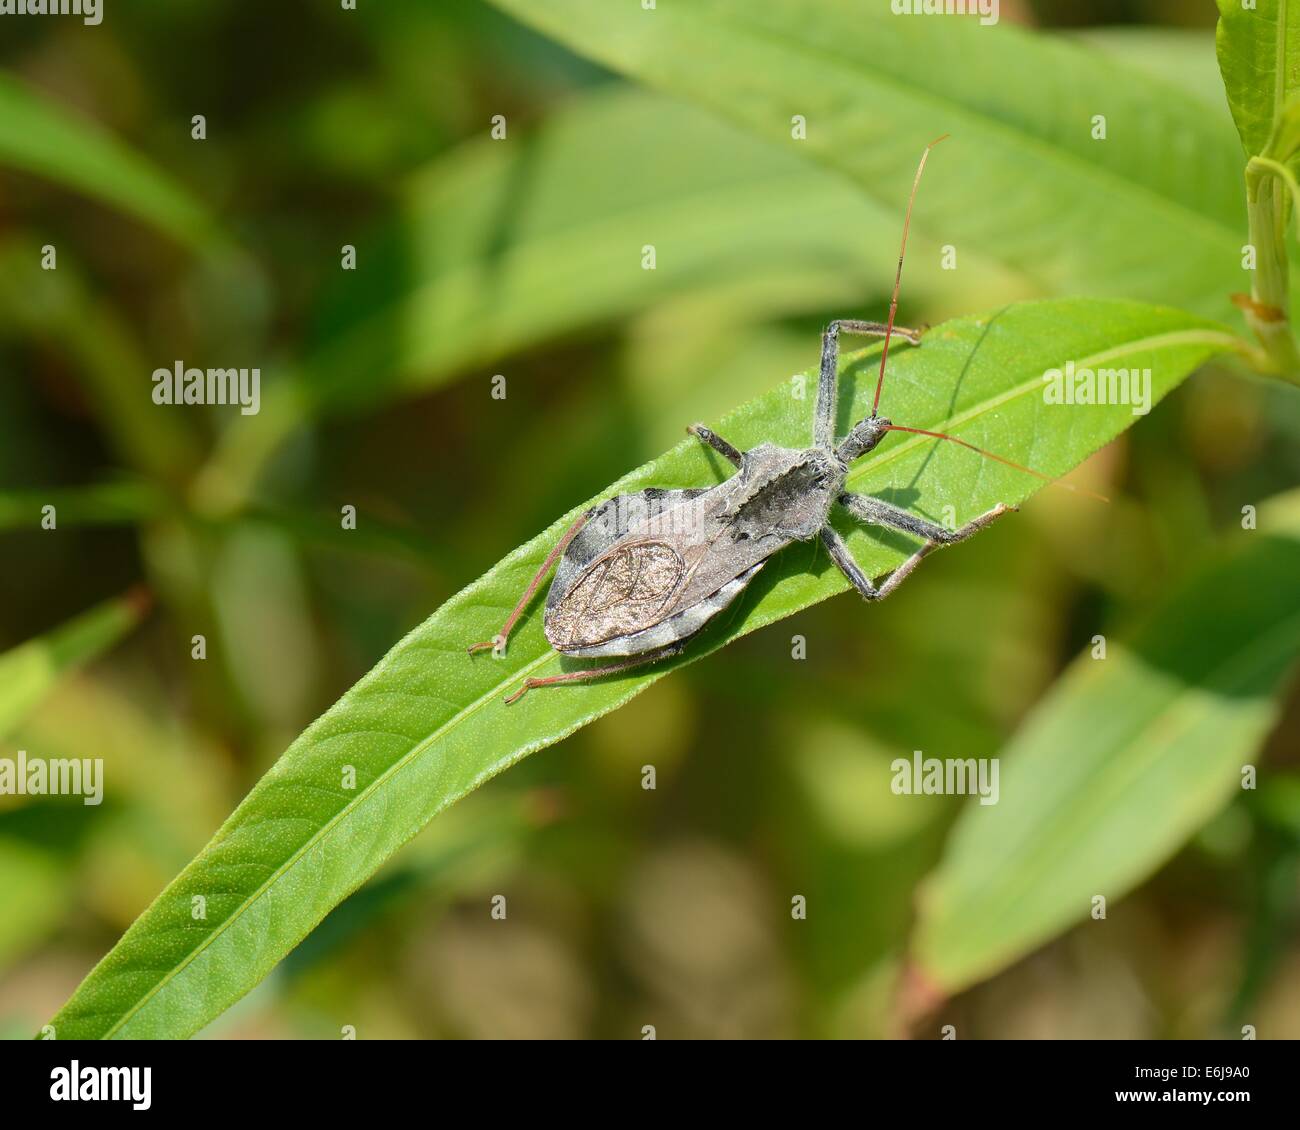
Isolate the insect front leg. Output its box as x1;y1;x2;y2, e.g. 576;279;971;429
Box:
467;508;593;657
504;640;688;704
814;320;923;449
687;423;743;467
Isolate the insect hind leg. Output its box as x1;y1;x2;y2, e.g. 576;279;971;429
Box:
504;640;688;704
467;507;593;656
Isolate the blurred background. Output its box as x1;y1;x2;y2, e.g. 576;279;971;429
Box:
2;0;1299;1039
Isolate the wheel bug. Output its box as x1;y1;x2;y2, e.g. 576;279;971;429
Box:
470;136;1059;703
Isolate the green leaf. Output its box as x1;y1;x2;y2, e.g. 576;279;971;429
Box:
0;74;221;250
195;85;1023;511
0;239;199;482
910;494;1300;997
1076;27;1229;109
486;0;1252;320
1219;2;1300;381
1216;0;1300;158
47;298;1238;1039
305;86;1021;412
0;590;152;741
307;88;932;409
0;481;165;532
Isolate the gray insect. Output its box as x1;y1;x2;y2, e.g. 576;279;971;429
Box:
469;138;1046;703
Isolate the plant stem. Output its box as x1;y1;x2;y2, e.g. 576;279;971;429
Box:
1244;162;1300;385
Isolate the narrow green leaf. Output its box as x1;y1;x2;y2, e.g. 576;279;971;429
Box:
911;497;1300;996
0;590;152;741
1216;0;1300;158
0;481;165;531
48;298;1237;1039
305;86;1019;411
0;239;199;483
195;85;1023;512
1076;27;1229;109
487;0;1253;319
0;74;221;250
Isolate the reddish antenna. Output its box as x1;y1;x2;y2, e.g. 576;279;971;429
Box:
873;133;949;418
884;424;1110;502
871;138;1106;503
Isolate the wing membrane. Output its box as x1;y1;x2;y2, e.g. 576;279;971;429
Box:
547;541;685;647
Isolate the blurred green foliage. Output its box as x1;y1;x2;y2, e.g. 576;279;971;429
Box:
2;1;1299;1039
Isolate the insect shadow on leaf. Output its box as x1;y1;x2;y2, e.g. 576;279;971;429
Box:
468;137;1070;703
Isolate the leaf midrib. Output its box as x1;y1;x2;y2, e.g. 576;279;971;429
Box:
842;328;1244;488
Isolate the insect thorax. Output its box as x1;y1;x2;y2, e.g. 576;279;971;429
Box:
727;444;844;542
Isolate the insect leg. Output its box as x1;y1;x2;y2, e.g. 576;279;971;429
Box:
814;321;923;450
504;641;688;704
837;320;923;343
822;500;1014;602
838;492;1015;545
820;525;920;602
467;508;593;656
687;423;742;467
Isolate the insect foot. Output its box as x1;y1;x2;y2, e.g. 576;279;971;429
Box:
934;502;1017;545
466;634;507;658
503;678;539;705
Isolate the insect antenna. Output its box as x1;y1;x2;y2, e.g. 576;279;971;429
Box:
872;133;949;419
883;423;1110;502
